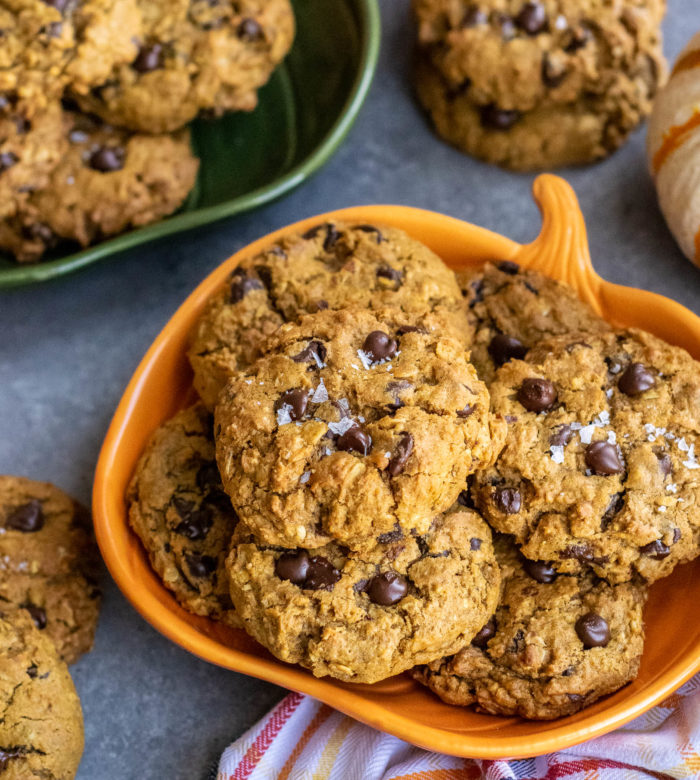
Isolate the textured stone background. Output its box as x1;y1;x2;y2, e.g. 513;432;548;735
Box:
1;1;699;777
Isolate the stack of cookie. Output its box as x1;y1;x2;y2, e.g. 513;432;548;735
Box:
412;0;667;170
0;0;294;263
127;223;700;719
0;476;103;776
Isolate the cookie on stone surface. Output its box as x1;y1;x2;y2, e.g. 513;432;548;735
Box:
74;0;295;133
227;506;501;684
215;307;504;551
0;607;84;778
414;47;664;170
189;221;473;409
127;404;241;627
0;108;199;263
413;535;647;720
457;260;610;383
0;475;101;665
472;328;700;584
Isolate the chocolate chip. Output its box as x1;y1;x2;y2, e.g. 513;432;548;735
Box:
585;441;624;476
315;300;328;311
575;613;610;648
494;487;521;514
24;604;47;630
387;432;413;476
354;224;383;242
396;325;422;336
468;278;484;306
254;264;273;291
542;54;567;87
276;388;309;421
367;571;408;605
456;404;475;418
491;11;516;39
560;544;595;563
133;43;164;72
196;461;222;492
376;265;403;288
673;527;682;544
470;537;481;550
497;260;520;274
22;222;55;245
237;18;263;40
26;664;38;678
508;629;525;653
471;618;496;648
14;117;31;134
362;331;398;363
229;267;264;302
523;559;557;583
0;151;18;173
488;334;528;366
322;224;342;251
6;500;44;532
640;540;670;559
549;424;572;446
302;223;324;239
186;553;216;578
457;489;473;507
601;492;625;530
337;425;372;455
567;693;584;703
291;340;327;366
275;550;310;584
173;500;212;541
480;105;521;130
655;450;672;477
618;363;656;396
461;5;487;26
378;525;403;544
517;378;557;412
88;145;125;172
564;24;592;52
516;2;547;34
385;379;412;411
304;556;341;590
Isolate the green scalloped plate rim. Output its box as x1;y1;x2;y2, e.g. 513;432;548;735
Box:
0;0;381;289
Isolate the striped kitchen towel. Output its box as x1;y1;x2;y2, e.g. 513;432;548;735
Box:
218;673;700;779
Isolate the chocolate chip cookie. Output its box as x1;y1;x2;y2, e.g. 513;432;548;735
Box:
127;404;241;626
75;0;295;132
189;221;473;409
0;107;199;262
472;329;700;584
414;536;647;719
0;476;101;665
215;307;504;551
227;506;500;683
458;260;610;383
0;607;84;778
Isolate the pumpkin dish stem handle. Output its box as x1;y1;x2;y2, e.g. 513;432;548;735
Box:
515;174;603;315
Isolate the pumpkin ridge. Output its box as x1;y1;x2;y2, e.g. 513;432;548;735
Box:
652;110;700;174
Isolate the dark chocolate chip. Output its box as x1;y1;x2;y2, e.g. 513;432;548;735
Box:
480;104;521;130
560;544;595;563
497;260;520;274
354;224;383;242
468;278;484;306
640;540;670;559
470;537;481;550
385;379;412;411
517;378;557;412
14;117;31;134
276;388;309;421
88;145;125;172
618;363;656;396
461;5;487;26
564;24;592;52
6;499;44;532
378;525;403;544
568;693;584;703
673;527;682;544
585;441;624;476
24;604;47;630
302;223;324;239
516;2;547;34
26;664;38;678
362;331;398;363
337;425;372;456
186;553;216;578
493;487;521;514
376;265;403;288
322;224;342;251
173;501;212;541
456;404;475;418
133;43;164;73
253;264;273;291
275;550;310;584
315;300;329;311
196;461;222;492
542;54;567;87
367;571;408;605
508;628;525;653
304;556;341;590
0;151;18;173
488;334;527;366
575;613;610;648
523;559;557;583
601;492;625;530
396;325;422;336
291;340;327;366
387;432;413;476
471;618;496;648
655;450;672;477
549;424;572;446
229;268;263;302
457;489;472;507
237;18;263;40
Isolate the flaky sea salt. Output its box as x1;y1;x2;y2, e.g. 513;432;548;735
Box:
607;431;617;444
657;505;667;513
299;471;311;484
276;406;292;426
579;424;597;444
357;349;372;369
328;418;355;436
311;380;328;404
666;483;678;493
550;445;565;464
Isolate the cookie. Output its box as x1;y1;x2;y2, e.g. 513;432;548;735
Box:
0;0;142;118
0;475;101;665
458;260;610;383
215;307;504;551
0;607;84;778
127;404;241;626
75;0;295;133
415;47;664;170
189;221;474;409
414;536;647;719
472;328;700;584
227;506;501;684
0;108;199;263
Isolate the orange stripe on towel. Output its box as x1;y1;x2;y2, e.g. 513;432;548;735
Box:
277;704;333;780
652;110;700;173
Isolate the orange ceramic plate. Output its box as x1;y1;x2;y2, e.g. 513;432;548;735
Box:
94;174;700;759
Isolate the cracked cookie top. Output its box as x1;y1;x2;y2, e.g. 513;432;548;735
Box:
413;535;647;719
215;307;504;552
472;328;700;584
226;506;500;684
127;403;241;627
188;221;473;409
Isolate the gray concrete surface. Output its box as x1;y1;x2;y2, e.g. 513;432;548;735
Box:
2;2;700;777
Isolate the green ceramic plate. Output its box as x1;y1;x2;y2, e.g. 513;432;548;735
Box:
0;0;380;289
